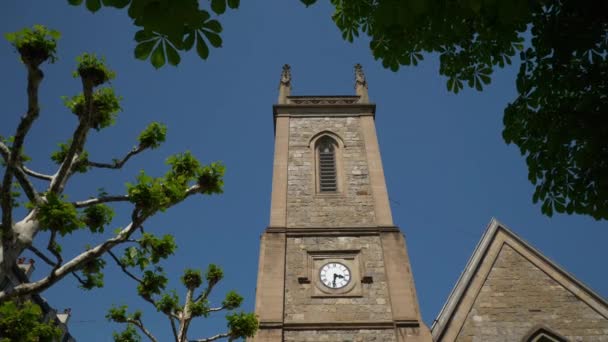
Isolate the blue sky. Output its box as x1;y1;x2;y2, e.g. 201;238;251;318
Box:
1;1;606;341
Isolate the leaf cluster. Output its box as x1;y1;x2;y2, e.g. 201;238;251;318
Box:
0;300;62;342
50;140;89;173
317;0;529;92
37;193;84;236
137;122;167;149
112;324;141;342
80;257;106;289
501;1;608;219
126;152;224;215
226;311;258;339
121;233;177;270
303;0;608;220
63;87;122;130
4;25;60;65
36;193;115;237
74;53;116;85
68;0;239;68
82;204;115;233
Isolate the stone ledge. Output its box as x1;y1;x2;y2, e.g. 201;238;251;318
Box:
258;320;422;330
273;104;376;117
265;226;401;236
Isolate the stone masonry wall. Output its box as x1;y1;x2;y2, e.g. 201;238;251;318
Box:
284;329;396;341
284;236;392;323
287;117;375;227
456;244;608;342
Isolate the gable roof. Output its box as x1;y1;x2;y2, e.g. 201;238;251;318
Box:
431;218;608;341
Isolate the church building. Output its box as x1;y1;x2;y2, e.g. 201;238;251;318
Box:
250;65;608;342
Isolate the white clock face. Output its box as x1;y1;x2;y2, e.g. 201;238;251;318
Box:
319;262;351;289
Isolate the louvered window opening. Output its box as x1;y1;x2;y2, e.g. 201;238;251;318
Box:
318;140;337;192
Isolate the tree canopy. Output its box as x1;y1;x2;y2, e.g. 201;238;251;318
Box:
302;0;608;219
309;0;608;220
0;24;256;341
67;0;607;220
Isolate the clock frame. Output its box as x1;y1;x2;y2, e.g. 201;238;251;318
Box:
305;250;363;297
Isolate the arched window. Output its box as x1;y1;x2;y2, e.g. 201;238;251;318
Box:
317;136;338;192
524;327;567;342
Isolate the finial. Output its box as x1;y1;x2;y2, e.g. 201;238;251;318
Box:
354;63;369;103
280;64;291;87
278;64;292;104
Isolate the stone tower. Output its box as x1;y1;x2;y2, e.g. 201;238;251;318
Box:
251;65;432;342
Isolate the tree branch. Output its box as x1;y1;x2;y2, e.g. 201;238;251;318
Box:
178;287;195;342
46;230;62;279
169;316;179;341
2;62;44;235
189;332;231;342
127;318;158;342
26;245;56;267
48;78;95;194
0;217;141;301
194;281;217;303
22;165;53;181
108;250;141;283
0;142;43;205
0;184;202;300
86;145;145;169
73;195;130;208
0;142;8;163
26;245;87;286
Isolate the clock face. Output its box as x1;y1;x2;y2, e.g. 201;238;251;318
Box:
319;262;351;289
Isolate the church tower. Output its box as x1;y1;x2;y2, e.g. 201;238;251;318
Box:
251;65;432;342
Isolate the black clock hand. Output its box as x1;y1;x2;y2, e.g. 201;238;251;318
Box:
332;273;338;288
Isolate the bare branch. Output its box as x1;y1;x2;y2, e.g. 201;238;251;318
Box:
0;142;43;205
2;62;44;234
12;165;42;205
48;78;95;194
26;245;87;286
0;142;8;163
169;316;179;341
0;218;141;300
0;184;203;301
208;306;225;313
178;287;195;341
26;245;57;267
194;281;217;303
73;195;130;208
22;165;53;181
127;318;158;342
46;230;62;278
87;145;145;169
189;332;231;342
108;250;141;283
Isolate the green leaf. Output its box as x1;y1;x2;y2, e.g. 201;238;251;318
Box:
102;0;130;8
479;74;491;84
68;0;83;5
211;0;226;14
165;43;181;66
183;32;195;50
196;33;209;59
134;40;157;60
150;42;166;69
300;0;317;7
134;30;155;42
203;30;222;48
203;20;222;33
86;0;101;12
227;0;240;9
